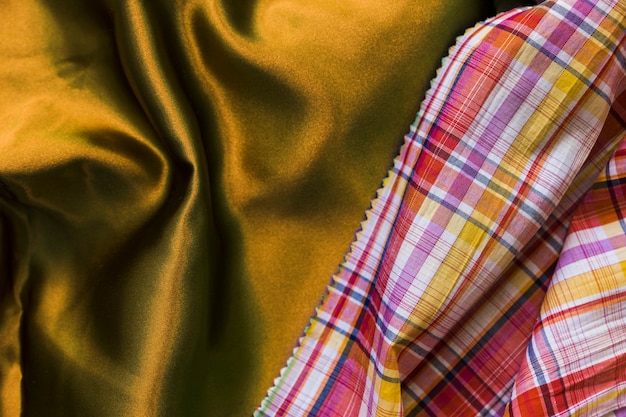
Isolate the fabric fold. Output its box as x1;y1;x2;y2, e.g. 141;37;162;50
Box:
257;0;626;415
0;0;513;415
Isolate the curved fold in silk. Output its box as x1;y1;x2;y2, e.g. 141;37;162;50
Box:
0;0;532;415
257;0;626;415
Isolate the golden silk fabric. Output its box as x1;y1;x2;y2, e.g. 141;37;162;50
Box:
0;0;528;415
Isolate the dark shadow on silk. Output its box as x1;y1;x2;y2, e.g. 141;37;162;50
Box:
220;0;259;37
21;298;132;417
0;208;17;330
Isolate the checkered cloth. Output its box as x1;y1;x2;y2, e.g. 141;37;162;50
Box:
256;0;626;415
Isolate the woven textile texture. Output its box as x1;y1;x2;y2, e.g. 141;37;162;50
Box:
1;0;538;414
257;0;626;415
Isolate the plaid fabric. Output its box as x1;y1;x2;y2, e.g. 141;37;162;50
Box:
257;0;626;415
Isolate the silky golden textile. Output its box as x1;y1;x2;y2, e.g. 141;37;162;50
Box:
0;0;529;415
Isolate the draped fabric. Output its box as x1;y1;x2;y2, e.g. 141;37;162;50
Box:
1;0;625;416
0;0;521;415
258;0;626;415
